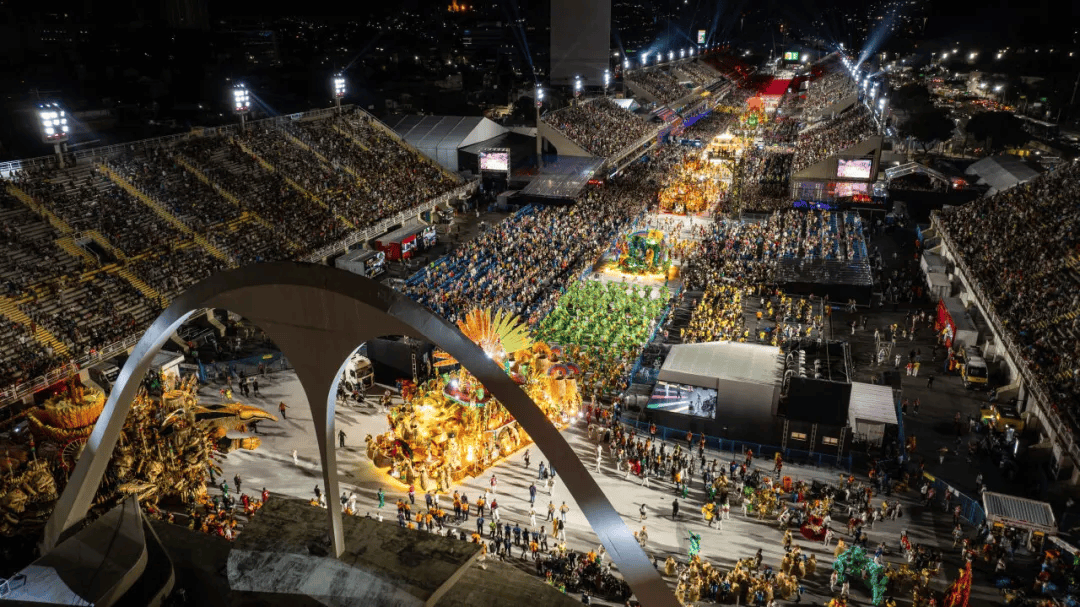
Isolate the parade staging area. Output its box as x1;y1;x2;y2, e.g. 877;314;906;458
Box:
1;50;1077;607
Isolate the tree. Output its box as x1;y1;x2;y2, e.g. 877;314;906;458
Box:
906;108;956;154
892;83;933;113
964;111;1029;153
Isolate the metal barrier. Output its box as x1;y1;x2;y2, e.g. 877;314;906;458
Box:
0;332;142;407
922;473;986;527
203;352;290;383
620;419;854;470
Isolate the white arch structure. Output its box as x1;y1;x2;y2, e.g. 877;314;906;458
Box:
44;262;678;607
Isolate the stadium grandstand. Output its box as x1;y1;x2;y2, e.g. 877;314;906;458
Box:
0;106;477;406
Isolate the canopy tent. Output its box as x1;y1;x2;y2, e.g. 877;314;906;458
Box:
847;382;897;446
982;491;1056;535
386;115;508;173
519;156;606;200
964;155;1041;195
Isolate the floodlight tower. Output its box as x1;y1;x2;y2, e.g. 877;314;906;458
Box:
574;75;583;98
332;74;346;111
535;84;544;166
604;68;611;95
37;102;70;166
232;83;251;129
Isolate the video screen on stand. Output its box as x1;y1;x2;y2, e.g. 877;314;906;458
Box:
646;381;717;419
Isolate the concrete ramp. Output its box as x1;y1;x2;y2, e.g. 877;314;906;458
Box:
230;498;481;607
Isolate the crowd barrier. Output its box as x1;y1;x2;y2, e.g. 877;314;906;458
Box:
921;472;987;527
202;352;291;384
620;418;854;471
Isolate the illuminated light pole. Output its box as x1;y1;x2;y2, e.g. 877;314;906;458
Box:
232;83;251;129
680;49;685;59
37;102;70;167
623;59;630;70
668;50;674;62
332;74;346;111
604;68;611;95
574;75;583;99
535;84;544;166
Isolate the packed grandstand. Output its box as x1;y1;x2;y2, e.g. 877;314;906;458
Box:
2;50;1077;462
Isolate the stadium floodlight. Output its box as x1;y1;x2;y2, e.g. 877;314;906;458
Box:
668;50;674;61
574;75;583;97
604;69;611;93
680;49;685;58
332;74;346;111
993;84;1003;92
535;85;544;107
37;102;70;145
690;48;695;56
624;59;630;69
535;84;544;165
232;83;251;128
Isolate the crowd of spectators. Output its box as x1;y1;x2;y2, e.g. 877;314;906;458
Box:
129;246;227;303
0;317;65;388
15;164;182;257
19;271;156;359
542;98;653;158
683;210;867;290
791;106;875;173
404;162;656;326
803;69;857;117
191;137;349;253
292;112;459;225
938;159;1080;425
626;69;689;105
675;61;723;87
0;191;86;299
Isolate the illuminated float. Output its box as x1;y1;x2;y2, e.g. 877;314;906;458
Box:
0;375;276;536
367;308;581;490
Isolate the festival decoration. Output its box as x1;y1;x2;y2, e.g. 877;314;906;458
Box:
688;531;702;559
614;230;671;275
0;374;273;537
943;561;972;607
833;545;890;605
370;307;580;489
658;156;731;215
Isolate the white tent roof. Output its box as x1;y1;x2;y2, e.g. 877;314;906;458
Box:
660;341;783;387
982;491;1056;533
965;155;1040;195
847;382;897;427
385;115;508;173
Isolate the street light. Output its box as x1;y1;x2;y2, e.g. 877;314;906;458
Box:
232;83;250;128
332;74;346;110
37;102;69;166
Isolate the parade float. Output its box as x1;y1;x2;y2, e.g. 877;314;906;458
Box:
658;155;732;216
0;375;276;536
740;96;768;130
367;308;582;491
612;229;672;276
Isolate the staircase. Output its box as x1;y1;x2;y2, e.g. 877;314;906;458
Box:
97;164;233;265
174;155;285;237
55;236;99;267
331;124;369;151
87;230;128;261
231;137;355;229
6;184;74;234
205;309;227;338
0;295;69;357
116;266;164;305
284;131;332;165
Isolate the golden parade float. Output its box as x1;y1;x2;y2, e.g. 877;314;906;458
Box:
0;375;277;536
658;155;733;215
367;308;581;491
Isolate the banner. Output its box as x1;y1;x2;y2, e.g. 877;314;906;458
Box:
697;30;706;44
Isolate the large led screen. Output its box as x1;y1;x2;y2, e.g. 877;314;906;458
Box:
646;381;717;419
837;158;873;179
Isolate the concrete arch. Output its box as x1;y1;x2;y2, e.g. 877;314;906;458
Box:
45;262;678;607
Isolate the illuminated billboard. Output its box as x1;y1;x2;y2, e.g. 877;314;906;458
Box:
837;158;873;180
697;30;706;44
479;150;510;172
783;51;800;61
